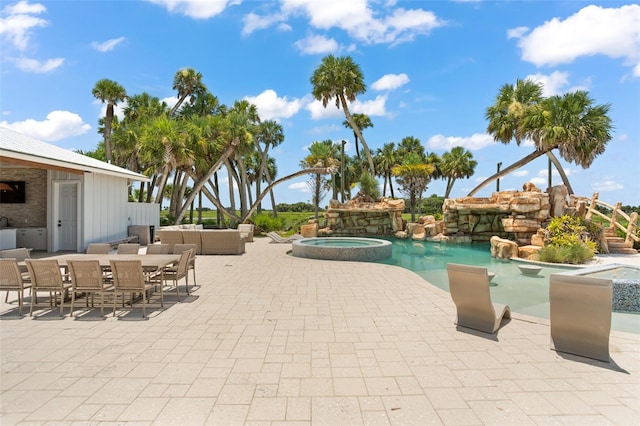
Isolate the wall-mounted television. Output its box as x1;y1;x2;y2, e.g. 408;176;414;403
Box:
0;181;26;203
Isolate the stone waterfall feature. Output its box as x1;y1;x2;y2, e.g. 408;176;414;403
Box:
320;198;405;237
442;184;552;245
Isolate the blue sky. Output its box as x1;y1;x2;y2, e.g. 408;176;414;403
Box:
1;0;639;207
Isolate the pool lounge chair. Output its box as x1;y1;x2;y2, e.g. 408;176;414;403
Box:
549;273;612;362
446;263;511;334
267;232;304;244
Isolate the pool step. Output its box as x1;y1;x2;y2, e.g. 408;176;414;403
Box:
605;236;638;254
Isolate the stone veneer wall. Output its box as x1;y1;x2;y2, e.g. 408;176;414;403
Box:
0;168;48;227
323;198;405;236
443;185;551;245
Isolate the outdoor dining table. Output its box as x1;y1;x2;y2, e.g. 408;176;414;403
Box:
42;253;181;272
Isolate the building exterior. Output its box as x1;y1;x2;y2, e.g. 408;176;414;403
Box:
0;127;158;252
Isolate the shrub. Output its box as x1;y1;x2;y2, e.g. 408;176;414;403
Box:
536;244;594;264
359;172;380;201
252;213;285;233
544;215;602;252
539;215;601;264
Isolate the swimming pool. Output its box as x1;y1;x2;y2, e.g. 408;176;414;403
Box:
374;239;640;334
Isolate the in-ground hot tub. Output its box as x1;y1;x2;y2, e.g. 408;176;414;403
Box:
292;237;392;262
561;264;640;313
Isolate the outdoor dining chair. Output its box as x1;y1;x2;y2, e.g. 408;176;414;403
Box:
0;259;31;316
164;248;192;301
174;244;197;286
25;259;72;317
146;244;169;254
67;260;113;317
86;243;111;254
117;243;140;254
1;248;31;302
110;260;161;318
446;263;511;334
549;273;613;362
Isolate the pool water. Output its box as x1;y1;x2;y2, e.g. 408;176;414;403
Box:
374;239;640;334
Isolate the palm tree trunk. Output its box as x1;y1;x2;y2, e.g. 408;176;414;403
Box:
467;149;548;197
243;167;334;221
545;151;574;195
339;95;374;175
104;103;114;163
174;138;240;224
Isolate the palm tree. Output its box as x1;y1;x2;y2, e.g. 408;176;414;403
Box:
343;113;373;163
311;54;375;175
92;78;127;163
396;136;425;160
300;140;339;220
255;120;284;215
374;142;397;198
392;153;436;222
169;68;207;117
441;147;477;198
471;81;613;196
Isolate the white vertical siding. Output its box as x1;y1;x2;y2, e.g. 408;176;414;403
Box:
126;202;160;229
81;172;130;248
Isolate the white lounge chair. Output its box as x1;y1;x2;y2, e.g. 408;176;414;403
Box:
266;232;304;244
549;273;612;362
446;263;511;334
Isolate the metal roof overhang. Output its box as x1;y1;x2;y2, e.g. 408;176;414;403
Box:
0;151;150;182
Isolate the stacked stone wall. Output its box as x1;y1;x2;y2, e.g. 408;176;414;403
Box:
443;185;551;245
322;198;404;237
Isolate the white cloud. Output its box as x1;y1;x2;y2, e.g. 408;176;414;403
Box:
371;73;409;91
307;95;387;120
592;179;624;192
0;110;91;141
427;133;496;151
525;71;569;97
243;89;302;121
507;26;528;39
242;11;284;36
11;56;63;73
288;181;310;192
146;0;240;19
307;99;344;120
529;177;546;186
513;170;529;177
511;4;640;76
294;34;338;55
352;94;387;116
245;0;445;46
0;0;48;50
91;36;126;52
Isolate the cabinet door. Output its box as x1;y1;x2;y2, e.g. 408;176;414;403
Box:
16;229;29;248
30;228;47;250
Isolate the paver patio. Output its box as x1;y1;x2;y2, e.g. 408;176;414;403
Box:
1;238;639;425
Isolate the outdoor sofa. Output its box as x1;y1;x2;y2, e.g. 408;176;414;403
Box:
157;228;245;255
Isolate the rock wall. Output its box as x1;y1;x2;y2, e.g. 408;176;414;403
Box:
322;198;405;236
443;184;551;245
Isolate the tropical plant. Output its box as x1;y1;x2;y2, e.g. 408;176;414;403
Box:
300;140;339;220
392;153;436;221
357;171;380;201
92;78;127;163
311;54;375;175
170;67;207;117
343;113;373;163
471;79;613;196
441;146;477;198
375;142;397;198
